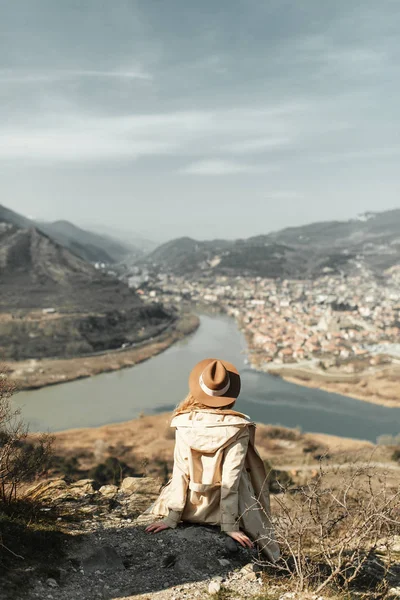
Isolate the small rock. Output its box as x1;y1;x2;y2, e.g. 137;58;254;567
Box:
388;588;400;599
120;476;161;495
208;580;221;594
46;579;59;588
99;484;118;497
244;571;258;581
218;558;230;567
70;479;96;495
25;478;67;501
212;576;224;583
240;563;254;574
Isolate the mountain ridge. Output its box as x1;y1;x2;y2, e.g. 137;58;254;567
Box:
141;209;400;278
0;204;139;264
37;219;142;264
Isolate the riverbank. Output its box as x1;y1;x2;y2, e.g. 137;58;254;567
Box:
264;363;400;408
7;313;199;390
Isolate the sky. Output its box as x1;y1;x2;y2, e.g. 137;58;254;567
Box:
1;0;400;242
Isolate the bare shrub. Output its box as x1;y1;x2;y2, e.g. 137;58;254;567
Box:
256;458;400;594
263;459;293;494
0;371;53;504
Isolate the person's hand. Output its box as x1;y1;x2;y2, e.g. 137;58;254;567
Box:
226;531;254;548
145;521;170;534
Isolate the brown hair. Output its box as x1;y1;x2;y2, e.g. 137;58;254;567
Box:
173;393;236;416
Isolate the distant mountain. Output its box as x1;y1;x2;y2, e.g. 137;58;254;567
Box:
0;204;138;264
147;237;232;272
88;224;157;254
264;209;400;249
0;208;171;360
143;236;315;278
37;220;141;264
142;209;400;278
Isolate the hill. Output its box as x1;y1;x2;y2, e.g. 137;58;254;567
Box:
0;204;138;264
0;213;172;360
142;209;400;278
37;220;140;264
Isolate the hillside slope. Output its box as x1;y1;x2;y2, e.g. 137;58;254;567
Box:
0;218;171;360
38;220;140;264
0;204;137;264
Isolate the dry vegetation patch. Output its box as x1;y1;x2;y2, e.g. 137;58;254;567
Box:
260;459;400;595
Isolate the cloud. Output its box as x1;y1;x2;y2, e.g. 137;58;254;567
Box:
0;68;152;84
0;104;304;163
315;147;400;163
179;159;273;175
224;137;293;154
0;126;176;162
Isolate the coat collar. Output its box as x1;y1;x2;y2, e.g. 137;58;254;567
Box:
171;409;254;428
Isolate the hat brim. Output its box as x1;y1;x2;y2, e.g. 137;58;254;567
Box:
189;358;241;408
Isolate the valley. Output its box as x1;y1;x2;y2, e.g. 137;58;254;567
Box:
2;204;399;413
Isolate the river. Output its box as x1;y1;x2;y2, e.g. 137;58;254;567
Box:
13;314;400;442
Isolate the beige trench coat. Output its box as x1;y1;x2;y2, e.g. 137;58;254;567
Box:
147;409;280;562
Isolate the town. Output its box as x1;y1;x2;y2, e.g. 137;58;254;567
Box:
134;266;400;377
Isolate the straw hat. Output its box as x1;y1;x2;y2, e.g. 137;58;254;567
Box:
189;358;241;407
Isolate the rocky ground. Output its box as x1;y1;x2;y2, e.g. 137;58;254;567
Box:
3;418;400;600
1;477;284;600
3;475;400;600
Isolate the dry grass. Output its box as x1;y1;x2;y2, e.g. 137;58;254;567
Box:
46;412;393;487
258;457;400;595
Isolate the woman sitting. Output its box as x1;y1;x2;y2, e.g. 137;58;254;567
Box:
145;357;279;562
